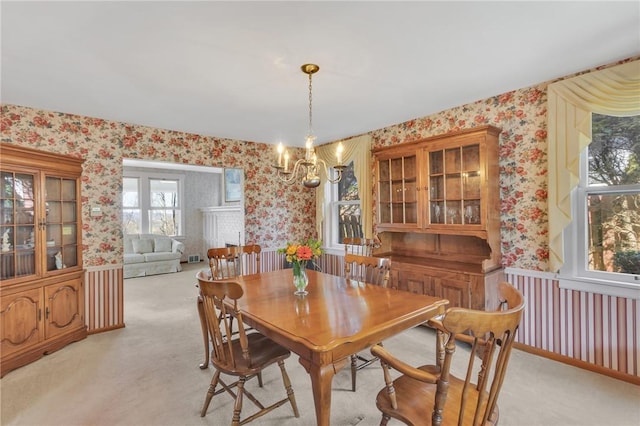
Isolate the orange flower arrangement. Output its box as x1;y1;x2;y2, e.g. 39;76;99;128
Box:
279;238;323;265
279;239;323;293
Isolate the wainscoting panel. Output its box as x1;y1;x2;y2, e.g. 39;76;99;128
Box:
84;266;124;333
506;268;638;377
260;250;343;276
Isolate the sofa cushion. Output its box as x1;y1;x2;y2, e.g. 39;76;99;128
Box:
124;235;138;254
143;252;181;262
154;238;172;253
124;253;145;264
132;239;154;254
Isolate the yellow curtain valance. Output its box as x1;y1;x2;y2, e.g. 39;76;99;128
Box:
547;60;640;272
315;134;372;239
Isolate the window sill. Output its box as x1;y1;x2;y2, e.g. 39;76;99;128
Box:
323;246;343;257
558;275;640;299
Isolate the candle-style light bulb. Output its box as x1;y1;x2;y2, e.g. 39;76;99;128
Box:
277;143;284;167
284;151;290;172
336;142;344;165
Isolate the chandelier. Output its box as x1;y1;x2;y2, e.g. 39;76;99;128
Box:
274;63;345;188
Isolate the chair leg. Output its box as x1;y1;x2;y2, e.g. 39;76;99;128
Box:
197;296;209;370
351;354;358;392
257;372;263;387
278;360;300;417
200;369;221;417
232;377;246;426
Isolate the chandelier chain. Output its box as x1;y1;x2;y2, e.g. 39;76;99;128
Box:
308;72;313;137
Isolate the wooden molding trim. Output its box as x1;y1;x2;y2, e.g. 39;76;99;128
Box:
87;324;125;335
513;342;640;386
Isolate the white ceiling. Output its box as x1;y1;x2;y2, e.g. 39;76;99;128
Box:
2;1;639;147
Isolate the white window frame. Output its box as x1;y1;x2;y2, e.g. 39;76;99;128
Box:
122;171;185;237
559;147;640;299
323;162;361;255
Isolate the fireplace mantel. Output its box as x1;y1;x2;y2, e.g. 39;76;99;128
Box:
200;206;244;252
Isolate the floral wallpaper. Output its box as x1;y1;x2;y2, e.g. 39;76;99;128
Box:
1;57;634;271
0;108;316;266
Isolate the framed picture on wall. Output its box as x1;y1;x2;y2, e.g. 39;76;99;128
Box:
224;168;242;203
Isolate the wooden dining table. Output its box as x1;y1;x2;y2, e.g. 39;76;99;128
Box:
200;268;448;426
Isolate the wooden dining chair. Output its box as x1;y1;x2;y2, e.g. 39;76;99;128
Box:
343;237;381;257
344;253;391;392
208;246;243;279
198;245;262;369
370;282;524;426
241;244;261;275
197;272;300;425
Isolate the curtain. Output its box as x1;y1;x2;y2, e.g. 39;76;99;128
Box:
547;60;640;272
315;134;372;239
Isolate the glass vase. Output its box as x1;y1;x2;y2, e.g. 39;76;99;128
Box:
292;262;309;296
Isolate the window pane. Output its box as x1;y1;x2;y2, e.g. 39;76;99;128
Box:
149;210;180;236
589;114;640;186
123;177;139;208
338;162;359;201
338;203;362;241
586;192;640;273
150;179;178;208
123;209;141;234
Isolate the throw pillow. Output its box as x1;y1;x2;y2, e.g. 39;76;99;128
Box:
154;238;172;253
132;239;154;254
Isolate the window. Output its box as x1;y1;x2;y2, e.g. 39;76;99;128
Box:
325;162;361;248
122;172;184;236
149;178;180;235
563;114;640;289
122;177;140;234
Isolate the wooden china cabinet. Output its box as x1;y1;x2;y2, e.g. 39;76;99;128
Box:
0;144;86;377
373;126;503;311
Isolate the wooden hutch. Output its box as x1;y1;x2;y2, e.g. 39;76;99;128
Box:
1;144;86;377
373;125;503;311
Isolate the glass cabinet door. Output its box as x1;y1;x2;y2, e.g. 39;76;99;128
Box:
377;154;418;226
45;177;79;272
428;143;481;226
1;171;37;280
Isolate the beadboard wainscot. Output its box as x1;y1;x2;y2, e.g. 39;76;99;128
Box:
505;267;639;384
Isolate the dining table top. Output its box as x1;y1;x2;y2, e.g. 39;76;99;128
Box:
232;268;448;355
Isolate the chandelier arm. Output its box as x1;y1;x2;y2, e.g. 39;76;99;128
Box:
276;160;307;184
315;158;344;184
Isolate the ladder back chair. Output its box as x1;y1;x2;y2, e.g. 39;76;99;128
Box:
343;237;381;257
371;282;525;426
197;271;300;425
344;253;392;392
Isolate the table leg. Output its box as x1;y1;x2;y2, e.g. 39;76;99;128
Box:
197;295;209;369
299;357;347;426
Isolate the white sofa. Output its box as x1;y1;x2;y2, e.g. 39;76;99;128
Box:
124;234;185;279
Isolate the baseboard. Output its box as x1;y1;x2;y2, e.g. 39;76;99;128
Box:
88;324;125;335
513;342;640;385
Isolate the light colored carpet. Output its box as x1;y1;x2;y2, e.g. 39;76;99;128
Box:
1;262;639;426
